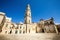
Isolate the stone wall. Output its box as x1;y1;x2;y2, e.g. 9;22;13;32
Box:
0;33;60;40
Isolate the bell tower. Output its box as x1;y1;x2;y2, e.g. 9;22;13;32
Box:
24;4;32;24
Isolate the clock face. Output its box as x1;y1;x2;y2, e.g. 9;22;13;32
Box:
0;15;4;24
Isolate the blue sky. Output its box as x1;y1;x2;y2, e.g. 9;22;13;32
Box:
0;0;60;23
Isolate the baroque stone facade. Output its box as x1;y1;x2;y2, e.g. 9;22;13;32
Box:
0;4;59;34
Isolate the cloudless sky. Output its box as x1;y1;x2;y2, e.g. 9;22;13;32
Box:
0;0;60;23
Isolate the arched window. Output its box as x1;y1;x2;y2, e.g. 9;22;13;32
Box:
50;21;54;24
23;31;25;33
9;30;12;34
42;29;44;33
20;26;22;29
5;31;7;34
36;27;37;33
15;30;18;34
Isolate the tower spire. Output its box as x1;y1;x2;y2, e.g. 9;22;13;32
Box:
27;4;30;10
24;4;32;24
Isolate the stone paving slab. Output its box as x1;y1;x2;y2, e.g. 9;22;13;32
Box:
0;33;60;40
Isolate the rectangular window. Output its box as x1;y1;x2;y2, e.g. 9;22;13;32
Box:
29;20;30;23
6;24;8;27
20;30;21;33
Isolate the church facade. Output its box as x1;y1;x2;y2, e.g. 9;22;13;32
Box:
0;4;59;34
